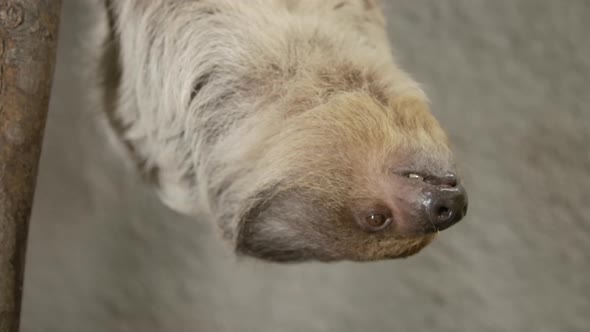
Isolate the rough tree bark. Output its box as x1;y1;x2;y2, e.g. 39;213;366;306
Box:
0;1;61;331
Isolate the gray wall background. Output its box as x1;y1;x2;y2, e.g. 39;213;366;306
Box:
20;1;589;331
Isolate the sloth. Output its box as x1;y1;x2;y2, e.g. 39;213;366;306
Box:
98;0;468;262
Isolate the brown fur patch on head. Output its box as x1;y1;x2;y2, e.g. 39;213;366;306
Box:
260;92;451;197
363;0;377;10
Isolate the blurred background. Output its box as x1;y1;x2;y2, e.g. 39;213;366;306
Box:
20;0;589;331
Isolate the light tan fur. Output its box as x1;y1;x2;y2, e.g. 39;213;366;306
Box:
99;0;459;262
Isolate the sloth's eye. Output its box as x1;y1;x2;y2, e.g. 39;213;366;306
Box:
355;205;393;232
357;210;393;232
366;214;388;227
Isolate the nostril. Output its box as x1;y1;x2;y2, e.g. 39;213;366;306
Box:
436;205;453;222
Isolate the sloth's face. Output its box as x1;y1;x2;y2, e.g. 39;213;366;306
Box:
235;93;468;262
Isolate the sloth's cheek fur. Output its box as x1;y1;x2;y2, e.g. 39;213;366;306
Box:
235;188;440;263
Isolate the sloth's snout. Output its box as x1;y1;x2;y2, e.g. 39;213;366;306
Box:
419;173;468;232
424;184;467;231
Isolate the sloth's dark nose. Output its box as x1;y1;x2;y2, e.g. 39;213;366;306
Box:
422;174;468;231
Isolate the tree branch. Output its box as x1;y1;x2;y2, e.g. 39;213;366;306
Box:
0;1;61;331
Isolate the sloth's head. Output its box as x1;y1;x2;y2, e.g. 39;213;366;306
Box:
227;92;467;262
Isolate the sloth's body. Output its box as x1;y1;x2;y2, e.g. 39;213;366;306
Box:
100;0;468;262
